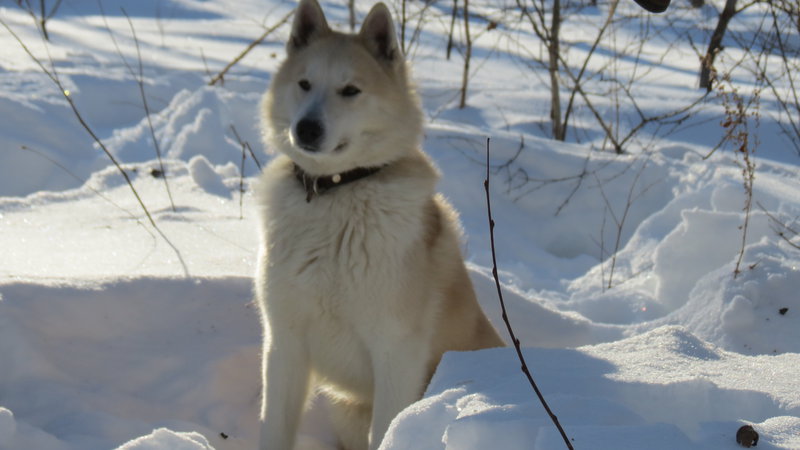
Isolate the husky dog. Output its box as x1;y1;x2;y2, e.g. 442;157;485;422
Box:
255;1;503;448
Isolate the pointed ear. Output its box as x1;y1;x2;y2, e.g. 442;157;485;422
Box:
288;0;330;53
359;3;400;63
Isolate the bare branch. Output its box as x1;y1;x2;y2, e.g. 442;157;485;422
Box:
484;138;573;450
229;124;262;220
209;9;294;86
100;4;177;212
0;16;189;277
562;0;618;138
21;145;155;239
229;124;262;170
758;202;800;251
446;0;458;60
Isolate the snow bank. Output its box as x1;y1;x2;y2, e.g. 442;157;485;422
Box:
0;406;65;450
0;278;260;450
383;326;800;449
104;86;263;171
0;408;15;446
115;428;213;450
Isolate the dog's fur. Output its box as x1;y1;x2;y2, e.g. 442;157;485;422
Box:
255;1;503;449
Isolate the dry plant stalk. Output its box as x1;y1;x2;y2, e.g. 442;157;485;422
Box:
208;9;294;86
594;156;660;289
0;17;189;276
0;18;155;227
16;0;62;41
21;145;154;236
758;202;800;251
100;6;177;212
122;10;176;211
229;124;262;219
484;138;574;450
715;73;760;278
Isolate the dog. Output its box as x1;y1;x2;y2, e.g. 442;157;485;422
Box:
254;1;503;448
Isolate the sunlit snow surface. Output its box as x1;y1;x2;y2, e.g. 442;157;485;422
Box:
1;1;799;449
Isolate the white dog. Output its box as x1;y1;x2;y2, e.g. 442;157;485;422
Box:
255;1;503;448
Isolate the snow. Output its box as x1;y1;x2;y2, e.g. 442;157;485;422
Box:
385;327;800;449
115;429;214;450
1;0;799;449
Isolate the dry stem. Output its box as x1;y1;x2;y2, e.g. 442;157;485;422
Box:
208;10;293;86
484;138;573;450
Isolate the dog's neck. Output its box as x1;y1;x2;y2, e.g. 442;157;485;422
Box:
293;163;384;202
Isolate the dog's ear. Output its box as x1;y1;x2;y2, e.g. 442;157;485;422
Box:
359;3;400;64
288;0;330;53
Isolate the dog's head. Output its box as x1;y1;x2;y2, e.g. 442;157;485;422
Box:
262;0;423;176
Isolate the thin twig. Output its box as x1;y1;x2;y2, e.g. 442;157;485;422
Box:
101;4;177;212
1;17;157;227
402;0;436;59
758;202;800;251
228;124;262;220
553;151;593;216
562;0;618;139
17;0;61;41
592;155;658;289
230;125;247;219
599;204;608;290
238;142;246;220
123;8;176;211
1;17;189;277
484;138;573;450
713;74;760;278
208;9;293;86
21;145;155;239
229;124;262;170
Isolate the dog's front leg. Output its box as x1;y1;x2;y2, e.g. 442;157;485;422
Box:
368;342;430;450
259;329;310;450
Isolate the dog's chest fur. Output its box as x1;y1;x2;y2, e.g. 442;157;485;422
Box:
257;155;436;320
256;155;440;394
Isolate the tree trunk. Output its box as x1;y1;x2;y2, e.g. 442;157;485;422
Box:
459;0;471;108
446;0;458;60
700;0;737;91
400;0;407;55
549;0;564;140
348;0;355;31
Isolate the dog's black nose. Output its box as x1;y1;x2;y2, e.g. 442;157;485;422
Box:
295;118;324;151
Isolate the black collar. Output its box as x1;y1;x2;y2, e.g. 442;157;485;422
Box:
293;163;383;202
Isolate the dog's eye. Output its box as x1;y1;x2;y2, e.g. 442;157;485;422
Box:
298;79;311;91
340;84;361;98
